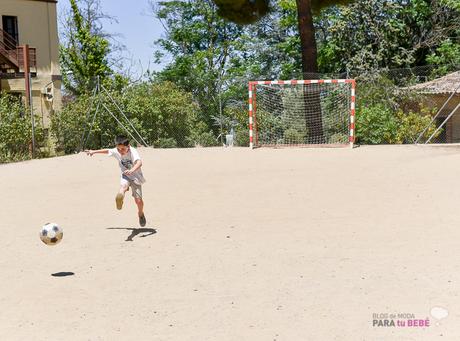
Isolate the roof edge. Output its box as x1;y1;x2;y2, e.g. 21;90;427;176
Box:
25;0;58;3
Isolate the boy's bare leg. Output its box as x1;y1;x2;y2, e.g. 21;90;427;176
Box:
116;186;129;210
135;198;146;227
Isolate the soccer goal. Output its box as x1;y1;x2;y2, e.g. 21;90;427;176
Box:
248;79;356;148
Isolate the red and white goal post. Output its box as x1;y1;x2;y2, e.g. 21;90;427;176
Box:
248;79;356;148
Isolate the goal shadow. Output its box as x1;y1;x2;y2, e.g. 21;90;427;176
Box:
107;227;157;242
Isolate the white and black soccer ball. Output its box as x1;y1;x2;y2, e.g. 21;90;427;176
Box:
40;223;63;246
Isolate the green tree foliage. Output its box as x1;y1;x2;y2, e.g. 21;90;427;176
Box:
154;0;249;135
122;81;203;147
315;0;460;74
356;105;438;144
354;71;441;145
0;94;46;163
51;92;129;154
50;81;207;152
151;0;458;147
426;39;460;74
395;109;438;143
60;0;112;95
441;0;460;10
212;0;355;74
271;0;459;75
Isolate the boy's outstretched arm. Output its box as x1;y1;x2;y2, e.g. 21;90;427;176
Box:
85;149;109;156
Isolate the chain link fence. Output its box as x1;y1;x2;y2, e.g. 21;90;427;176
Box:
2;64;460;164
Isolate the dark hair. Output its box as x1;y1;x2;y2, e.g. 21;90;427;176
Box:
115;135;129;146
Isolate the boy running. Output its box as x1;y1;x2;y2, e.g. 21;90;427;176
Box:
85;135;147;227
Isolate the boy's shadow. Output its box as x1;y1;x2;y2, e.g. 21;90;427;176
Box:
107;227;157;242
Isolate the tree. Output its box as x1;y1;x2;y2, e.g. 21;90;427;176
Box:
212;0;355;143
213;0;354;74
427;39;460;74
153;0;249;137
295;0;318;75
0;94;45;162
122;81;199;147
314;0;460;74
51;80;201;152
289;0;352;142
59;0;113;95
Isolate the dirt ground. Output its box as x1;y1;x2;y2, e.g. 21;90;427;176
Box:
0;145;459;340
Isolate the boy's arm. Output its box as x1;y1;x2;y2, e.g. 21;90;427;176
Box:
85;149;109;156
124;159;142;175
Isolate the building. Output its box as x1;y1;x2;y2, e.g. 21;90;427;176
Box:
0;0;61;129
406;70;460;143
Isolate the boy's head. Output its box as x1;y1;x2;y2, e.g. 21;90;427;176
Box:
115;135;130;155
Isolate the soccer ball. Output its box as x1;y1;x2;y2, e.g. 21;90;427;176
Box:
40;223;63;246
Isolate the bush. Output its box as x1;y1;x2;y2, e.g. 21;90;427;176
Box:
0;94;46;163
123;81;199;148
157;137;178;148
187;121;219;147
328;132;348;144
356;105;399;144
395;109;439;143
356;75;399;111
51;92;135;153
283;128;306;144
52;81;206;151
235;127;249;146
51;95;91;154
356;104;440;144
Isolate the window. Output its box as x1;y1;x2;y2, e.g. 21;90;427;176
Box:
2;16;18;46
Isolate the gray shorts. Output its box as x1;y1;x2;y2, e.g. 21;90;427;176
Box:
121;175;142;199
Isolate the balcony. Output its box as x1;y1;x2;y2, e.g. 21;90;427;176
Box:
0;27;36;76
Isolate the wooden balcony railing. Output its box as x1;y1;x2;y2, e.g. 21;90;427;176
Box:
17;47;37;69
0;27;36;72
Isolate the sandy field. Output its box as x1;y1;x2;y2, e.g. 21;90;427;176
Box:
0;145;459;340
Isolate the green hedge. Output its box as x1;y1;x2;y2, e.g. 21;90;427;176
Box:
0;94;46;163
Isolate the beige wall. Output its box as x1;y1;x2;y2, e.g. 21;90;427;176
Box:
450;113;460;143
0;0;61;127
424;94;460;143
442;95;460;143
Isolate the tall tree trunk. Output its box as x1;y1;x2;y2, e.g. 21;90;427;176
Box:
296;0;324;143
296;0;318;75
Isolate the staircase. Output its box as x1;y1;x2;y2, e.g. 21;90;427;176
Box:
0;27;36;74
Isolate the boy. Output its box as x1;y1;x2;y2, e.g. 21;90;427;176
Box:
85;136;147;227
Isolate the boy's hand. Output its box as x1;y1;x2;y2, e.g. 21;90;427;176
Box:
85;150;94;156
123;169;134;176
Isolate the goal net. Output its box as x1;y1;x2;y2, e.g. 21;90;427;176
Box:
249;79;356;148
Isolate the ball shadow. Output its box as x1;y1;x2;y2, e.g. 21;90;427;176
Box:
51;272;75;277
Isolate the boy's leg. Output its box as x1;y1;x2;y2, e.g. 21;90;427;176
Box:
135;198;144;216
116;177;130;210
137;202;146;227
131;183;146;227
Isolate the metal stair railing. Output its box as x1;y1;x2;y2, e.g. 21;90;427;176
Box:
0;27;19;68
